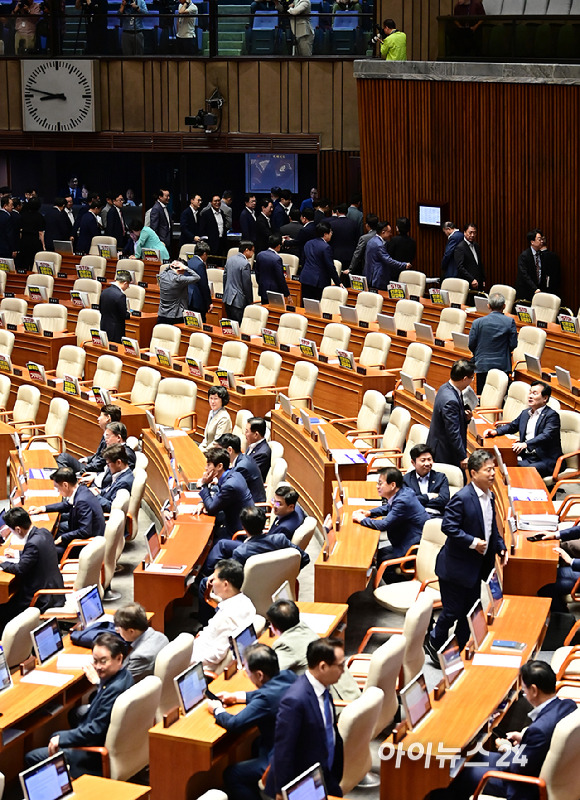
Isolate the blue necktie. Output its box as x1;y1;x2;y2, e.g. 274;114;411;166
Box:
323;689;335;768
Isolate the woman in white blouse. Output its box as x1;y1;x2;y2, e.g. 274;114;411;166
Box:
200;385;232;452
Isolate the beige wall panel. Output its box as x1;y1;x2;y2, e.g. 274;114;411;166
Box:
122;61;146;132
227;62;240;133
7;61;21;130
237;61;260;133
341;61;359;151
280;61;288;132
306;61;334;149
167;60;180;131
205;62;230;131
188;61;209;127
107;62;124;131
151;61;164;131
331;62;343;151
258;61;281;133
142;60;153;132
177;61;191;132
287;61;303;134
0;62;10;131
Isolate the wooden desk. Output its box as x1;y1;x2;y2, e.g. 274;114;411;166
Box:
71;776;150;800
0;419;16;500
380;595;550;800
10;328;78;371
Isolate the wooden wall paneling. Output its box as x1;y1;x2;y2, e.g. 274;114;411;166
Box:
226;62;240;133
151;61;164;132
301;62;310;136
6;61;21;131
286;61;303;134
341;61;359;151
107;60;124;131
279;61;288;133
0;62;10;131
306;61;334;149
187;61;209;132
122;61;146;132
332;62;343;152
235;61;260;133
142;60;153;132
258;61;282;134
166;60;180;131
205;62;229;132
176;60;191;132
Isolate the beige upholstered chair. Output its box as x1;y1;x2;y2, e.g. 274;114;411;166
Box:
101;508;127;593
531;291;560;324
435;307;467;340
284;361;318;409
0;375;10;411
248;350;282;388
241;549;301;616
117;258;145;283
332;390;386;449
399;269;426;298
0;271;5;296
0;329;14;357
489;283;517;314
22;396;69;453
394;299;423;332
355;291;383;323
0;384;41;432
216;340;249;374
1;607;41;668
32;302;67;332
59;536;106;594
277;312;308;346
90;354;123;390
401;424;431;472
154;377;197;431
346;634;406;737
291;516;317;551
154;633;195;722
433;461;464;497
115;366;161;407
477;369;509;422
33;251;62;272
319;322;351;357
207;268;224;297
178;244;197;261
501;381;530;423
126;468;148;540
75;308;101;346
111;488;130;516
72;277;101;305
232;409;254;443
320;286;348;316
251;272;260;303
441;277;469;306
338;687;384;793
388;342;432;391
241;304;269;336
544;409;580;491
359;331;391;368
89;235;116;256
365;406;411;471
135;452;149;471
281;253;299;277
0;297;27;326
79;254;107;278
184;332;212;366
53;345;86;380
26;274;54;300
264;458;288;505
125;284;145;312
149;324;181;357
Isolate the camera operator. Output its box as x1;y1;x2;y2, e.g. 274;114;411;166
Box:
282;0;313;56
119;0;147;55
373;17;406;61
157;259;200;326
12;0;41;54
176;0;197;54
76;0;108;54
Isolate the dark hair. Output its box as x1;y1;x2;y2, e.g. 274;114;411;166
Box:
130;219;144;233
113;602;148;632
268;233;282;249
244;193;256;204
463;222;477;232
450;359;475;381
94;632;126;659
270;186;282;197
267;599;300;631
248;417;267;437
383;18;396;28
365;213;379;230
214;558;244;590
217;432;242;453
53;197;66;208
261;198;272;211
467;449;493;474
530;380;551;399
194;242;210;257
208;385;230;406
350;193;362;205
378;467;403;487
206;447;231;471
280;189;292;201
274;484;299;506
240;506;266;536
4;506;31;531
103;443;128;464
306;637;343;669
527;228;543;245
222;189;233;201
102;404;122;422
51;467;78;486
289;208;301;222
244;643;280;678
377;221;391;234
316;222;331;237
409;444;433;462
239;240;255;253
520;660;556;694
106;421;128;441
396;216;411;236
157;188;169;199
336;202;348;216
442;221;456;231
301;207;314;221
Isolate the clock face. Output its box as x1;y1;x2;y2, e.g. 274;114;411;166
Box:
21;60;98;133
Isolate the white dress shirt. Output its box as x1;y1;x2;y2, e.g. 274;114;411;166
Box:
525;407;543;443
191;592;256;669
470;483;492;551
213;208;224;237
305;670;335;746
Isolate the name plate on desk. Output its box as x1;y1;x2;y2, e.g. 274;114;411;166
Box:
241;333;251;342
138;281;148;288
434;338;446;347
13;367;22;376
203;324;213;333
280;344;290;352
356;366;367;375
109;344;119;352
409;294;420;302
58;272;67;279
49;297;59;305
286;305;296;312
6;324;16;331
451;302;462;309
318;354;328;363
359;320;369;329
43;330;53;338
140;353;150;361
131;310;141;317
97;276;106;283
322;312;333;320
396;329;408;338
173;363;183;372
572;386;580;397
537;320;548;329
4;292;14;298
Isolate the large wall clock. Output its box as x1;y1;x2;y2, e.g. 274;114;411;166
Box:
21;60;100;133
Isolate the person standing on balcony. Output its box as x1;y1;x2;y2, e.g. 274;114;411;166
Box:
286;0;314;56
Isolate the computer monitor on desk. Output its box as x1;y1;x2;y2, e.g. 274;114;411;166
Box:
174;662;207;716
230;623;257;669
282;763;327;800
437;635;464;688
400;672;432;730
0;646;12;693
485;568;504;617
467;599;488;651
20;752;73;800
31;617;64;664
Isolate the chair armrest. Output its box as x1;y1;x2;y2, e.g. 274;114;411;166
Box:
345;653;371;669
344;429;380;441
367;451;403;471
549;478;580;501
59;538;94;564
476;406;503;416
358;626;403;653
374;554;416;587
29;588;75;607
284;395;313;409
473;771;546;800
174;411;197;432
110;390;132;399
564;618;580;646
557;494;580;521
550;449;580;484
572;575;580;602
275;384;290;393
232;531;248;541
555;645;580;680
69;747;110;779
23;434;65;454
12;419;38;433
328;416;358;425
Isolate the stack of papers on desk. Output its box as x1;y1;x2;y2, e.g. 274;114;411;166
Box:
472;653;522;669
300;613;338;635
517;514;558;531
20;671;72;687
330;449;367;465
509;487;548;502
28;468;57;480
145;564;187;574
56;653;93;670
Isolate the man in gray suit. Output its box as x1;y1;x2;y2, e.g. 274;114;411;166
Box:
157;260;200;325
266;599;360;703
468;293;518;393
114;602;168;681
223;240;254;323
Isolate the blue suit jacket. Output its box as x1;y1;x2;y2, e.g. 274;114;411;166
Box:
0;527;64;612
239;207;257;242
365;234;406;290
255;249;289;304
496;406;562;473
45;484;106;547
206;530;310;574
266;673;344;797
359;486;429;556
96;468;135;513
271;203;289;232
440;229;463;278
0;209;15;257
329;215;358;268
247;438;271;481
436;483;506;589
427;382;468;469
200;469;255;539
179;206;200;245
105;207;126;247
468;311;518;373
233;454;266;503
403;469;450;515
186;255;212;317
269;505;306;538
77;211;100;254
300;237;340;289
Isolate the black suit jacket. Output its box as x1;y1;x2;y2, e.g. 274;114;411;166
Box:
149;201;172;250
99;284;130;344
77;211;100;254
179;206;201;246
199;206;227;255
43;206;72;251
233;453;266;502
426;382;468;469
295;221;318;264
45;484;106;547
329;215;358;268
239;207;257;242
403;469;450;515
1;527;65;612
254;213;273;254
247;438;271;481
255;249;289;304
496;406;562;474
515;247;560;302
105;206;126;247
187;255;212;318
454;239;485;286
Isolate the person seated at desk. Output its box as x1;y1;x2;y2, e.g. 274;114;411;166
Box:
244;416;272;481
442;661;576;800
191;559;256;670
80;422;137;488
536;525;580;612
268;484;306;537
200;385;233;454
216;432;266;503
266;599;360;704
352;467;429;568
207;643;297;800
57;403;122;475
130;219;170;262
89;444;134;513
0;507;64;634
403;444;450;517
28;467;106;558
484;380;562;478
24;633;133;779
194;447;254;542
113;602;168;681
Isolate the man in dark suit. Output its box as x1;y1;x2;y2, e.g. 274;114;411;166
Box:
515;228;560;302
328;203;359;270
427;360;475;471
187;242;213;321
217;433;266;503
485;380;562;478
349;214;379;275
468;292;518;393
197;447;255;540
365;221;410;290
105;192;127;248
200;194;228;256
446;661;576;800
76;200;102;254
239;194;257;243
254;199;274;254
0;194;16;258
294;207;318;265
280;208;302;259
57;404;122;474
255;233;289;305
244;417;272;480
426;449;507;656
90;444;134;513
179;193;202;247
0;507;64;633
403;444;450;516
223;241;254;323
29;467;106;558
210;644;297;800
269;485;306;538
266;637;345;799
99;273;131;344
300;222;342;302
43;197;72;251
25;633;133;778
440;221;463;279
453;222;485;290
539;234;561;298
271;189;292;232
352;466;429;566
149;188;172;252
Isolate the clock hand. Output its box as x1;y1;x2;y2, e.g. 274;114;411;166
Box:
40;94;67;101
28;88;67;100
